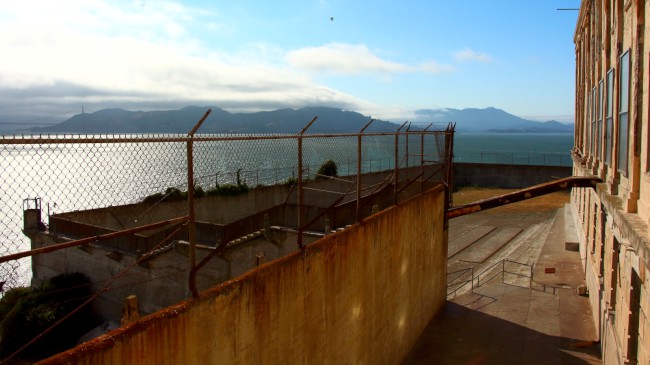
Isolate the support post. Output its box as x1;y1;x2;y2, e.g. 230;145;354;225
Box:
394;121;408;205
445;123;456;210
187;109;211;298
297;117;318;248
420;123;432;192
357;119;374;222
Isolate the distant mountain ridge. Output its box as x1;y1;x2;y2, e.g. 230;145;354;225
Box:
31;106;573;134
31;106;398;134
413;107;573;133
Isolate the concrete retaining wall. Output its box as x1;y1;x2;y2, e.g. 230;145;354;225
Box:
454;163;572;189
41;186;447;365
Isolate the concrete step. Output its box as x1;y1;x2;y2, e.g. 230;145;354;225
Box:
455;227;523;264
448;225;496;258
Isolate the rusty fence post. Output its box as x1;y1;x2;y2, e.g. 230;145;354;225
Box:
357;119;374;222
187;109;211;298
405;123;411;169
394;121;408;205
297;117;318;248
420;124;432;193
445;123;456;209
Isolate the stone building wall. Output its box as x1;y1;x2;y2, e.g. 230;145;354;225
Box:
573;0;650;363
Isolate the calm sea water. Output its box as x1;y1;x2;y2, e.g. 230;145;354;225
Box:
454;132;574;165
0;132;573;288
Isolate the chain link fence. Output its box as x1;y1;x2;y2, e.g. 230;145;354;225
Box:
0;119;455;294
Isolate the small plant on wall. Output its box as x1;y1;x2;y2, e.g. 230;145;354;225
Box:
317;159;338;178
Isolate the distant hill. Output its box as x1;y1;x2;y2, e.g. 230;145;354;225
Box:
31;106;401;134
30;106;573;134
413;107;573;133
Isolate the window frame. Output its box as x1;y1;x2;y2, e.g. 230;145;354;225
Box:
617;50;630;176
597;80;603;161
605;68;614;165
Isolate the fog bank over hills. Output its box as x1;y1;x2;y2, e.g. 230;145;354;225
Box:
24;106;573;134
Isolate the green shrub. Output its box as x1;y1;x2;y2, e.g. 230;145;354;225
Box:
194;186;206;198
0;273;98;361
282;177;297;186
316;159;338;178
206;182;249;197
142;185;213;204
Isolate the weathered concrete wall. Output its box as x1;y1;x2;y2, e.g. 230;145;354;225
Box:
30;227;314;322
40;186;447;365
454;163;572;189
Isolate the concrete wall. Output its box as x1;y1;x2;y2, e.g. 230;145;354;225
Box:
40;186;447;365
454;163;572;189
30;227;316;322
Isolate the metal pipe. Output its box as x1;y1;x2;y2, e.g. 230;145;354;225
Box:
446;176;603;219
0;216;188;263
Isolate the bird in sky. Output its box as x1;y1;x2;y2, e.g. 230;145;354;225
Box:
330;17;334;21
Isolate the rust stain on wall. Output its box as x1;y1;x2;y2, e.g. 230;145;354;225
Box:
39;185;447;365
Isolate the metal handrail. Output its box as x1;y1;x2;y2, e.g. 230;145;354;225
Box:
446;267;474;298
475;259;534;288
446;259;535;299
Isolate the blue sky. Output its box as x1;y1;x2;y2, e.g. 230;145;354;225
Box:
0;0;580;125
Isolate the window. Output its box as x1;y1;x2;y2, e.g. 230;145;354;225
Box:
597;80;603;160
617;50;630;175
592;87;597;157
605;69;614;165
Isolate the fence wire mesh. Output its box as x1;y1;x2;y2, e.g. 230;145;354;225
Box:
0;126;453;294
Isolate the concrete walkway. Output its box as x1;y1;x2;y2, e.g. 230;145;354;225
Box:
404;205;601;364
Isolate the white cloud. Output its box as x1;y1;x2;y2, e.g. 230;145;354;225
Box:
0;1;458;125
453;48;492;63
286;43;454;77
418;61;455;74
286;43;409;75
0;1;384;119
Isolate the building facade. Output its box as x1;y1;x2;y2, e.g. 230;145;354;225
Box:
573;0;650;363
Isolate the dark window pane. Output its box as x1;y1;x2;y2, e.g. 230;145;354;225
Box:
605;117;613;164
606;69;614;118
618;112;628;174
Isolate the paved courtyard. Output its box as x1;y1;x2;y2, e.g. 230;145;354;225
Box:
404;202;601;364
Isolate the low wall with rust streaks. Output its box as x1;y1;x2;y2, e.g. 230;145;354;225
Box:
40;185;447;365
